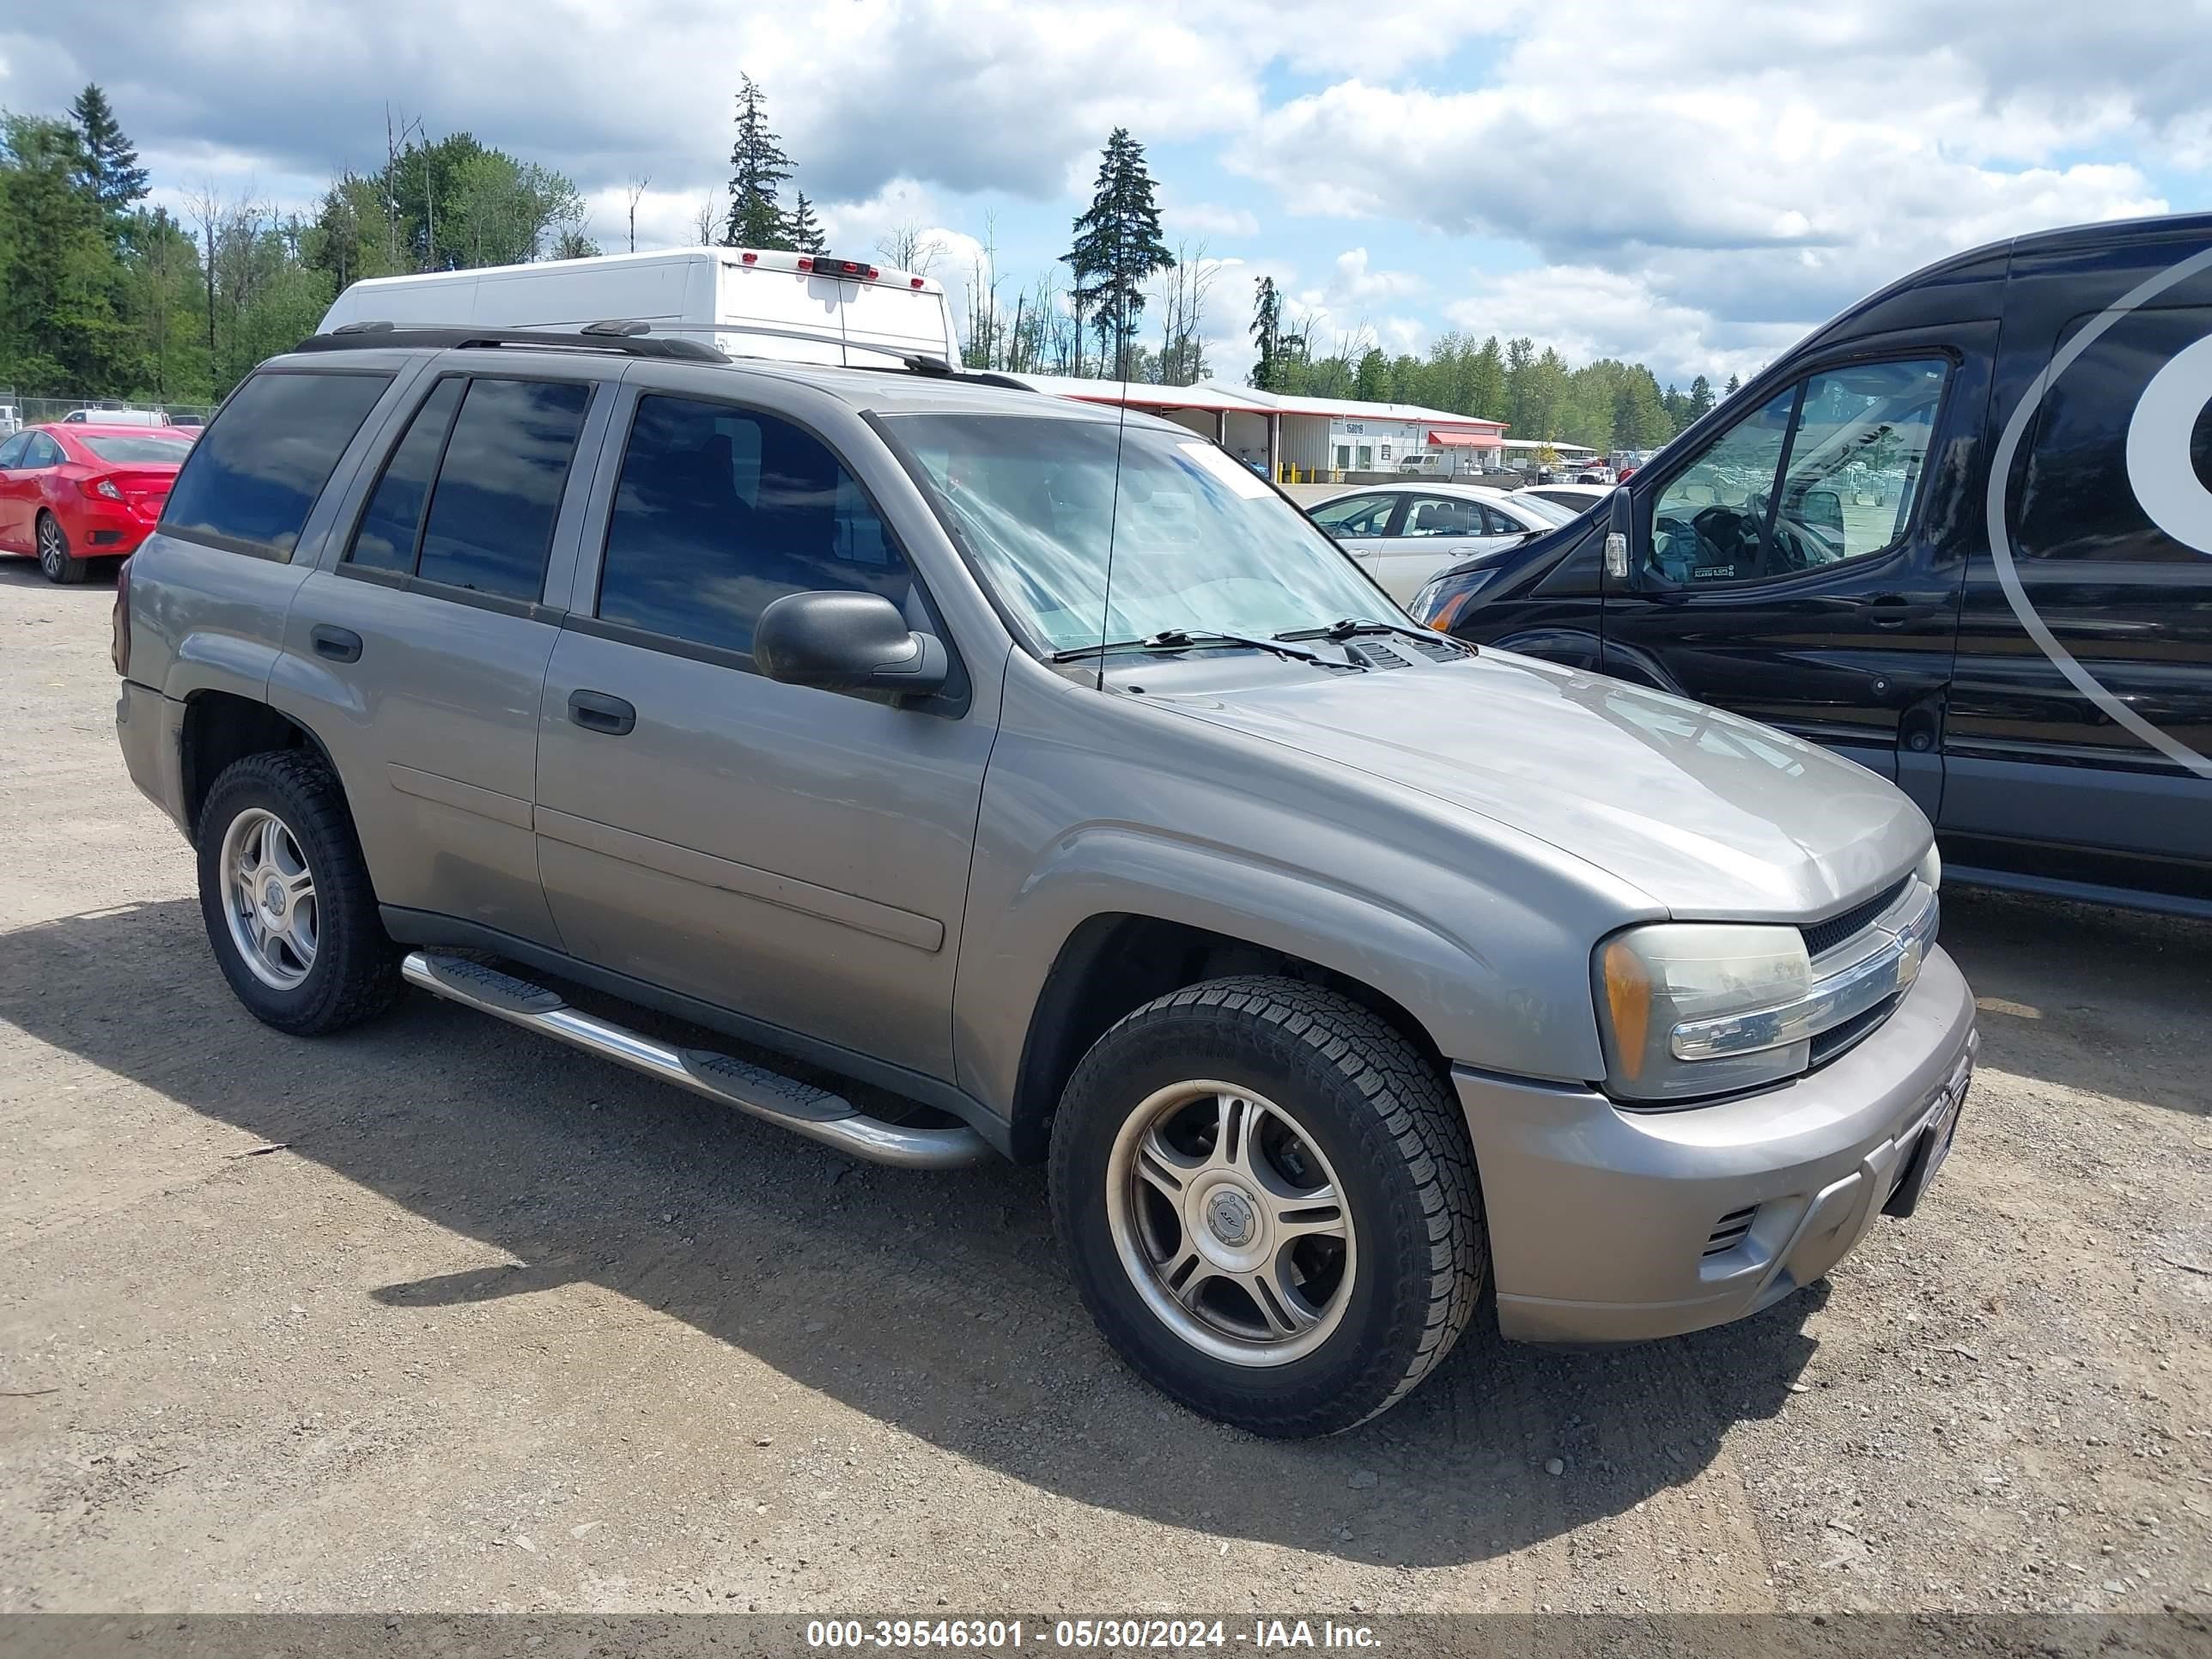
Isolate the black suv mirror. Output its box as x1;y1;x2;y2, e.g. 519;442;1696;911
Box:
753;591;949;699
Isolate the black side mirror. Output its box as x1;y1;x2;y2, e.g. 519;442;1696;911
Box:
754;591;949;700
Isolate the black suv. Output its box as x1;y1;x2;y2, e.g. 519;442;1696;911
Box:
1415;212;2212;920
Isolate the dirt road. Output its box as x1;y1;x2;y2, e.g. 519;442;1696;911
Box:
1;562;2207;1615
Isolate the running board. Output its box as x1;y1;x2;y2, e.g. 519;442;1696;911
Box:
400;951;991;1170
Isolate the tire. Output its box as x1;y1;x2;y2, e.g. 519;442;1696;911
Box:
195;749;401;1036
37;513;87;585
1048;975;1486;1437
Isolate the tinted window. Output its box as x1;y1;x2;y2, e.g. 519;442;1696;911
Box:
1773;359;1946;565
80;433;196;464
2021;305;2212;566
161;372;392;557
414;378;591;600
1309;494;1395;534
348;377;466;573
597;396;915;658
0;435;27;470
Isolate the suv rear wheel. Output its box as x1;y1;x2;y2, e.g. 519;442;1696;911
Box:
196;750;400;1035
1048;976;1486;1437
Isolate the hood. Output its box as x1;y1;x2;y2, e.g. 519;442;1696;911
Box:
1154;650;1927;921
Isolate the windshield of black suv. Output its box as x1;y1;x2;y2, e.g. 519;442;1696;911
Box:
887;413;1398;654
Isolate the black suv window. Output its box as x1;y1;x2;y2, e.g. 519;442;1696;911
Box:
161;371;392;559
596;395;914;659
348;378;466;574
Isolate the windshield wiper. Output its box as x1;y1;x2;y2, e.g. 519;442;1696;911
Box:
1049;629;1347;666
1274;617;1476;654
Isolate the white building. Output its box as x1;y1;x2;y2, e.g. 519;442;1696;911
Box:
1003;376;1510;482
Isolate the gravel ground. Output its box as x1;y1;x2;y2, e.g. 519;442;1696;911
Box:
0;559;2207;1617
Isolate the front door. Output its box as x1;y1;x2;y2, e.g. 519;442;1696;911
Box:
533;386;994;1083
0;431;64;550
1604;337;1984;806
1307;491;1400;574
0;432;33;549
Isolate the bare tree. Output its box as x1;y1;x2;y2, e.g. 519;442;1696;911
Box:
963;212;1001;370
183;182;227;354
692;191;723;247
626;174;652;253
1152;239;1215;386
876;217;945;276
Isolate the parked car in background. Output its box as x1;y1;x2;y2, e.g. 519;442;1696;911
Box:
1413;210;2212;919
0;422;195;582
1307;483;1579;603
112;322;1973;1437
60;407;173;427
1516;482;1615;517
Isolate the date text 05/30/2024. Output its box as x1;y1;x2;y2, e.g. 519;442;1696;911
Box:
805;1619;1381;1650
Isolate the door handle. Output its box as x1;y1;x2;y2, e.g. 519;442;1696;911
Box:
568;690;635;736
1869;596;1912;630
309;624;362;663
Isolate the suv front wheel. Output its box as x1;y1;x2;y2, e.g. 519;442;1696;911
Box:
1049;976;1486;1437
196;750;401;1035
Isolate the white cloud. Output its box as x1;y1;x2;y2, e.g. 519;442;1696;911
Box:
1443;265;1799;387
1162;198;1261;240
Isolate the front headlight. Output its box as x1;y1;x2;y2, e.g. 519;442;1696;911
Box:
1594;923;1812;1103
1410;565;1498;629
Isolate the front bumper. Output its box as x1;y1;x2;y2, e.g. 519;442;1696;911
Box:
1457;945;1978;1344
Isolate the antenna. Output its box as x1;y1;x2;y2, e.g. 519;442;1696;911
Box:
1092;369;1133;692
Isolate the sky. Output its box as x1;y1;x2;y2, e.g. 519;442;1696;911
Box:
4;0;2209;394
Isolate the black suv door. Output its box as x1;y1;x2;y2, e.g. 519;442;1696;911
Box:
1600;331;1990;814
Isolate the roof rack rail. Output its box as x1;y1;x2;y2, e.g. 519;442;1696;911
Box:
294;323;730;364
890;352;1036;392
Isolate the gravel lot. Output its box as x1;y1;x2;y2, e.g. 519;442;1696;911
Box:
0;560;2207;1618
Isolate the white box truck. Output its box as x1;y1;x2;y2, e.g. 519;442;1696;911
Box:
316;247;959;368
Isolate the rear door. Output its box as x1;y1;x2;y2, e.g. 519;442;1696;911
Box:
1367;492;1503;605
273;363;606;947
1945;243;2212;897
1603;336;1985;804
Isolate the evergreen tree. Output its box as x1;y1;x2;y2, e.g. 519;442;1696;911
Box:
1686;374;1716;421
1065;128;1173;380
1723;373;1741;397
722;75;793;251
1249;275;1282;390
68;84;149;228
784;191;825;255
0;114;132;393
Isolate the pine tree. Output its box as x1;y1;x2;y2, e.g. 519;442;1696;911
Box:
68;84;148;228
1249;275;1281;390
1723;373;1741;397
1064;128;1173;380
784;191;825;255
722;75;792;252
1686;374;1715;421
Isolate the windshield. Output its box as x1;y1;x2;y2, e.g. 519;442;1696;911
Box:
80;432;194;464
888;413;1398;653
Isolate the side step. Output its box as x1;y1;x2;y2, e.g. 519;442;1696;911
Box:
400;952;991;1170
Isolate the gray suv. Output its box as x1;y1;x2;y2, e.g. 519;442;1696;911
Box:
112;327;1977;1437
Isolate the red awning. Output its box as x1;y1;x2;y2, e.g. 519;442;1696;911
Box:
1429;429;1503;448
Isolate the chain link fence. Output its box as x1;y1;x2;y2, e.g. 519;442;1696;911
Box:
0;386;216;434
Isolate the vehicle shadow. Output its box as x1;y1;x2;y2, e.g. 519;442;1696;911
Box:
0;555;119;587
1937;886;2212;1117
0;896;1826;1568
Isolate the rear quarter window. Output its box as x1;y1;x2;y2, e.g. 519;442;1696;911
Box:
160;370;393;560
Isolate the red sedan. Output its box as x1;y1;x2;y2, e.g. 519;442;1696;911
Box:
0;422;196;583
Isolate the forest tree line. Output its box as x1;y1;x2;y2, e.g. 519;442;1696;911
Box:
1;80;1739;449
